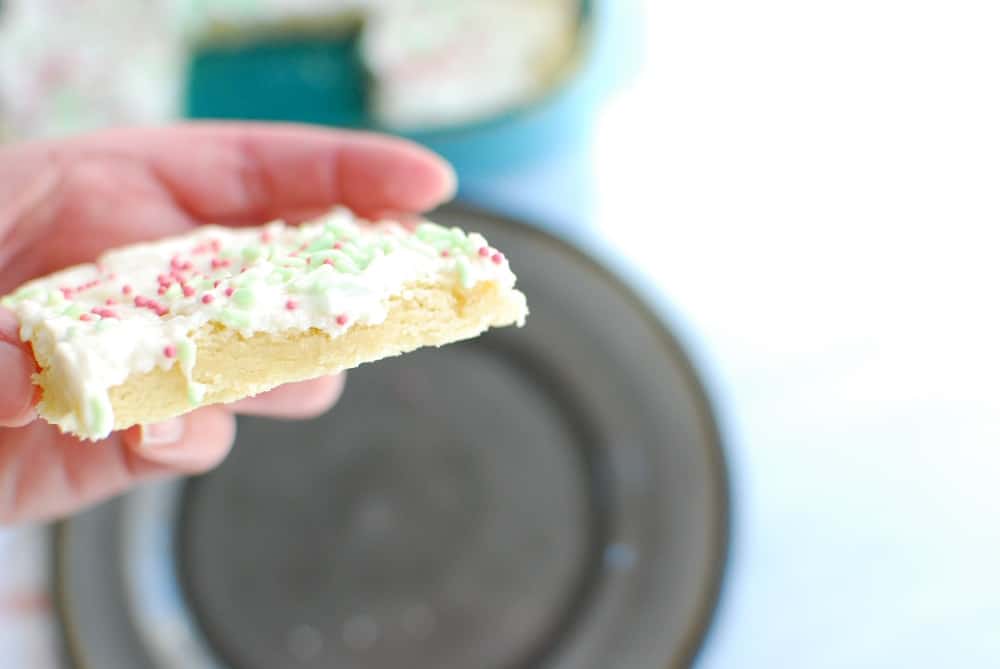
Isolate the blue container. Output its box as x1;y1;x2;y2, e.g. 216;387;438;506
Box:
185;0;635;230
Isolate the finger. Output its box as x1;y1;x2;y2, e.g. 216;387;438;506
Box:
67;123;457;223
0;408;234;525
0;308;37;428
227;374;346;419
121;407;236;471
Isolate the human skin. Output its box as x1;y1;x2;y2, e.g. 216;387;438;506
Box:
0;123;456;525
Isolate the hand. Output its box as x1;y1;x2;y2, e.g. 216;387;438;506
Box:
0;123;455;524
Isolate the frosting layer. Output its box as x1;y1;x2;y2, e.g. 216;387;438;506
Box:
2;208;524;439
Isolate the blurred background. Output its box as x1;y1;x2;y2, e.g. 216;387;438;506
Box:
2;1;999;668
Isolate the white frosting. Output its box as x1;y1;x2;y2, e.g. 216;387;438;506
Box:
2;208;525;439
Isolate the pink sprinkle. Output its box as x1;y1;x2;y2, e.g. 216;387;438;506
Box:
323;259;333;266
93;307;117;319
478;247;490;258
157;274;171;285
211;258;224;269
182;284;196;298
60;287;73;298
491;252;504;265
154;305;169;317
285;299;298;311
334;241;344;250
181;261;193;271
201;294;215;304
170;256;183;270
336;314;348;326
214;280;222;288
122;284;133;295
209;239;222;253
163;345;176;359
441;250;450;258
157;286;168;296
105;297;116;306
260;231;273;243
79;313;94;322
134;296;148;307
225;287;235;297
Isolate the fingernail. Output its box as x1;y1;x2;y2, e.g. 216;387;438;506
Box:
0;340;37;427
139;418;185;448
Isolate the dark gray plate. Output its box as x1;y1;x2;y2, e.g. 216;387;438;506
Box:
52;206;729;669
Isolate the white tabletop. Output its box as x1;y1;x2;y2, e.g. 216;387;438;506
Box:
590;1;1000;666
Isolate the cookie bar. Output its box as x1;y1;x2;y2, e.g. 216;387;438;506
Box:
1;208;528;440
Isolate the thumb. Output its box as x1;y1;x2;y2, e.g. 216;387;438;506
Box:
0;308;37;427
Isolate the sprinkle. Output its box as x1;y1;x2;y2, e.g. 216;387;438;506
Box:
260;231;273;243
79;313;94;322
170;256;183;270
105;298;116;306
285;299;298;311
157;286;167;296
242;246;263;263
163;345;176;359
336;314;348;326
177;339;195;366
154;304;169;317
201;294;214;304
441;250;451;258
231;286;255;309
210;258;229;269
491;252;504;265
334;241;344;250
134;295;148;307
214;280;221;288
157;274;171;286
60;287;73;299
478;247;490;257
182;284;196;298
209;239;221;253
220;308;251;329
456;257;473;288
122;284;133;295
224;286;235;297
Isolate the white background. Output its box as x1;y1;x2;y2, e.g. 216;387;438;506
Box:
592;1;1000;666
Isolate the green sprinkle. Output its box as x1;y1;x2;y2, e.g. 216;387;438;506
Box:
339;242;374;268
380;238;398;254
95;319;113;332
47;290;66;307
456;257;474;289
84;396;110;437
177;339;195;367
307;234;335;252
232;286;255;309
242;245;264;262
415;222;449;242
165;283;182;300
220;308;251;329
62;304;85;318
278;256;307;268
187;382;207;406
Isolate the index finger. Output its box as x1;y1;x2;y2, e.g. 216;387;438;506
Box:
23;123;458;224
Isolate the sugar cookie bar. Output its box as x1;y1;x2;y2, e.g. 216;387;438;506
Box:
1;208;528;440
